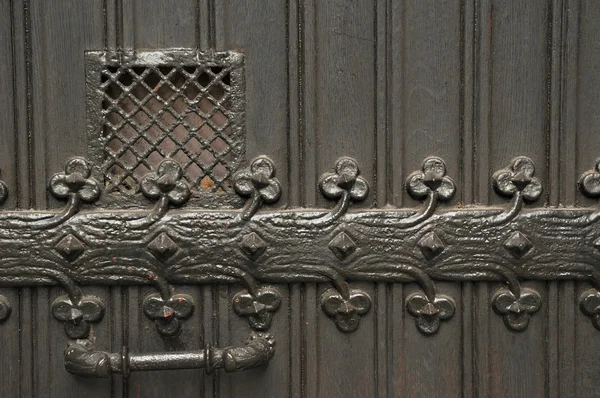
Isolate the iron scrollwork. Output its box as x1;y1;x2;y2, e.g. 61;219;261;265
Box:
0;154;599;341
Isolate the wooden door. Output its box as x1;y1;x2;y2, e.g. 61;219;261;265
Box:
1;1;600;397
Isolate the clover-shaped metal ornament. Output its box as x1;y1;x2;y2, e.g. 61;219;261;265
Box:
143;293;194;336
578;158;600;197
234;157;282;220
493;156;542;202
49;158;101;203
51;295;104;339
492;288;541;331
233;287;282;330
0;295;11;322
319;157;369;202
0;172;8;206
406;157;456;201
579;289;600;331
321;288;372;332
140;159;191;205
406;292;455;335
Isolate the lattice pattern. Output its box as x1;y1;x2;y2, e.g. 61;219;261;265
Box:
99;62;241;195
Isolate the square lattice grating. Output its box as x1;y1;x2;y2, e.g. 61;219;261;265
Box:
86;51;245;200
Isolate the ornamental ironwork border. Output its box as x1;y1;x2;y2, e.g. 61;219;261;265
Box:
0;155;600;337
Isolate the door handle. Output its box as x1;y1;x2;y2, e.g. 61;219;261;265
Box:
64;332;275;378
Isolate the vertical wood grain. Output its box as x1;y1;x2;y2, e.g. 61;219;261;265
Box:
219;1;290;206
0;288;20;397
374;0;391;207
487;1;550;205
0;0;18;209
314;0;375;209
575;0;600;208
29;0;104;208
122;0;197;49
560;0;580;206
397;283;462;398
473;0;492;204
390;1;462;207
317;282;376;398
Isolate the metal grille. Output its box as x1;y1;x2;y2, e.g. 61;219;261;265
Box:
97;54;244;196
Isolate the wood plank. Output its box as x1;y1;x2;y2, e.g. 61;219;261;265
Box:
392;0;463;207
29;0;104;209
400;282;462;398
0;0;18;209
219;1;290;206
0;288;20;397
575;0;600;207
487;281;547;398
317;282;376;398
488;1;550;205
226;284;291;398
575;282;599;398
122;0;197;49
315;0;375;209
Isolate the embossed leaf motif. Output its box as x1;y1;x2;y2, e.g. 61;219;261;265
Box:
493;156;542;202
51;296;104;339
143;293;194;336
49;158;101;202
580;290;600;330
406;157;456;201
492;288;542;331
406;292;455;335
319;157;369;201
578;158;600;197
233;288;282;331
234;157;282;203
140;159;190;205
321;289;372;332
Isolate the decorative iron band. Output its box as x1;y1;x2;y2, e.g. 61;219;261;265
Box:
0;155;600;335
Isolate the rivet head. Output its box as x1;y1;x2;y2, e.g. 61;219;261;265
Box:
55;234;86;262
240;232;267;260
328;232;357;260
417;232;445;260
503;231;532;258
147;232;179;261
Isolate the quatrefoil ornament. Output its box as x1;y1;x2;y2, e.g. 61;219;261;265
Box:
234;157;282;220
321;288;372;332
406;156;456;201
406;292;455;335
319;157;369;202
140;159;190;205
143;293;194;336
233;287;282;330
492;288;542;331
493;156;542;202
51;295;104;339
580;290;600;330
578;158;600;197
49;158;101;203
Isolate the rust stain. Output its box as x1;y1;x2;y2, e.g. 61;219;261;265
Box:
200;176;214;190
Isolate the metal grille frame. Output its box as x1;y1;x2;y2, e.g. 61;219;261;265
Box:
85;50;246;208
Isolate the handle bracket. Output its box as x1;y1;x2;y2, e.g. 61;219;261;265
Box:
64;332;275;378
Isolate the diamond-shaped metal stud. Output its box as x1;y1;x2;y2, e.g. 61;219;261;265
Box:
593;237;600;252
55;234;85;262
328;232;357;260
148;232;179;261
240;232;267;260
504;231;532;258
417;232;445;260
